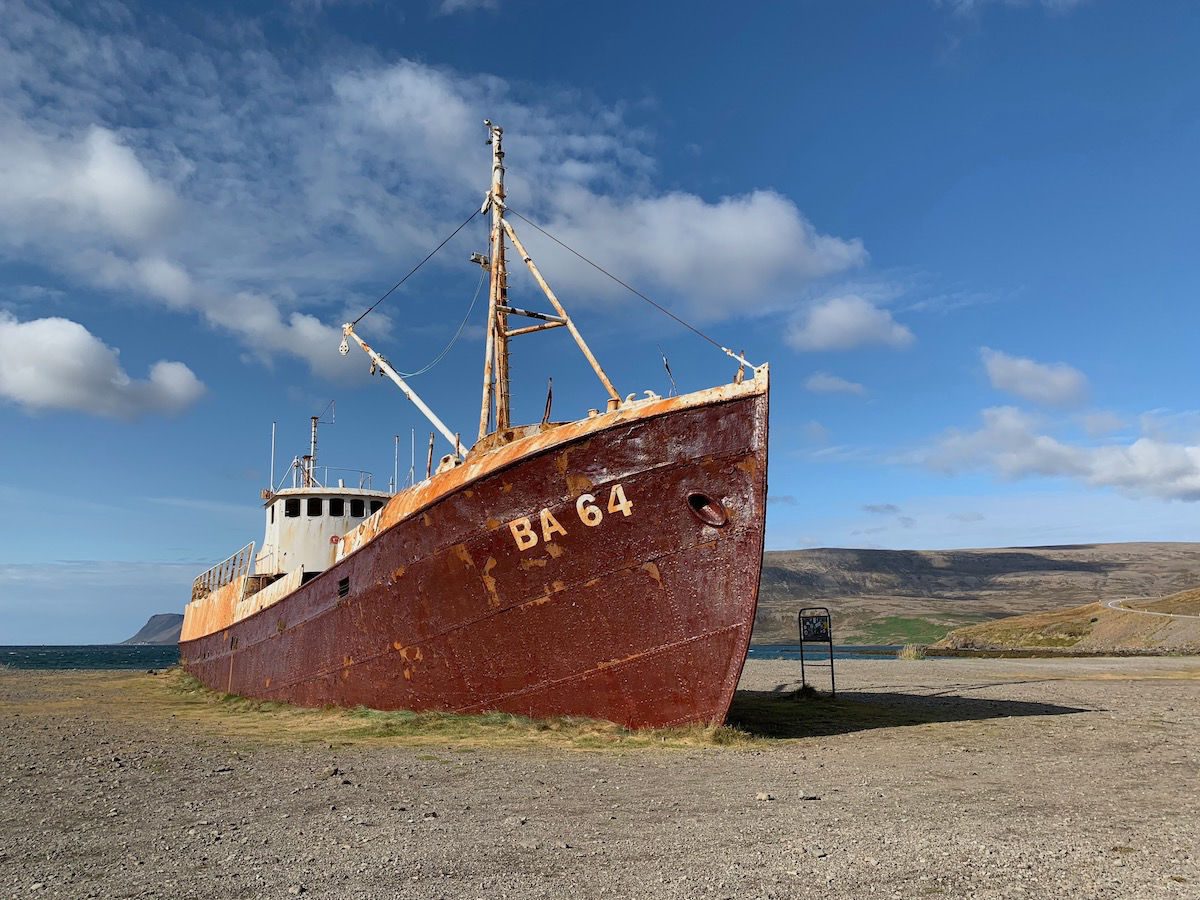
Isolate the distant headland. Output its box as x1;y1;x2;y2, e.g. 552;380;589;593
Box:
122;614;183;645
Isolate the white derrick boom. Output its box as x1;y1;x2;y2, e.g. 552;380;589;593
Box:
340;324;463;460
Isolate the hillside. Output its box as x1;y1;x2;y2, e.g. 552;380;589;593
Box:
932;587;1200;654
121;544;1200;647
752;542;1200;645
122;614;184;645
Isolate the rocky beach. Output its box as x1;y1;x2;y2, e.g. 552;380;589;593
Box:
2;657;1196;899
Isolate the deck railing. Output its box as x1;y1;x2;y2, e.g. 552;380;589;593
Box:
191;541;255;602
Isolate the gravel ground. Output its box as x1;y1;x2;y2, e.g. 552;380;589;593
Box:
2;657;1197;899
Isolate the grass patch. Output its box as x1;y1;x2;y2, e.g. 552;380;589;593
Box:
156;669;756;750
854;616;955;645
897;643;927;660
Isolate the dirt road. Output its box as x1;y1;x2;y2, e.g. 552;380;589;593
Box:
2;657;1196;899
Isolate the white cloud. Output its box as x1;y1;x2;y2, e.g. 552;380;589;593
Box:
0;312;205;418
805;372;866;395
0;5;867;378
436;0;499;13
1080;410;1125;436
539;189;867;321
939;0;1089;15
917;406;1200;501
330;65;865;320
787;295;914;351
981;347;1088;408
0;124;178;247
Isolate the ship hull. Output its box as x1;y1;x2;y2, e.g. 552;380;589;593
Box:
181;383;767;729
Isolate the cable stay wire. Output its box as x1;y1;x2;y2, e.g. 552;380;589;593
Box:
505;208;746;361
397;267;487;377
351;208;480;326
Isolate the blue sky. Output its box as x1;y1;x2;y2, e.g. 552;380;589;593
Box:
3;0;1199;643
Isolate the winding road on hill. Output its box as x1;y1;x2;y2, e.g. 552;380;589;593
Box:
1104;597;1200;620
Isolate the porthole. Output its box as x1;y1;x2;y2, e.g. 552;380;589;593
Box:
687;492;728;527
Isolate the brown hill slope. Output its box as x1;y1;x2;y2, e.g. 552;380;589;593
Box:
932;588;1200;654
753;542;1200;645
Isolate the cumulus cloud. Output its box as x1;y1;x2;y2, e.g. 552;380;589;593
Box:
805;372;865;395
0;3;867;382
981;347;1088;408
0;124;177;246
787;296;914;351
1080;410;1125;436
917;406;1200;501
0;312;205;418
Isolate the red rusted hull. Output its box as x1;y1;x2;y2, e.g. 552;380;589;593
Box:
180;388;767;729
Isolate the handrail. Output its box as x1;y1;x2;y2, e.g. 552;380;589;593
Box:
279;459;377;492
191;541;255;602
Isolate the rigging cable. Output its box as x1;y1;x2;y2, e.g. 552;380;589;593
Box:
351;208;480;326
397;267;488;377
505;208;744;361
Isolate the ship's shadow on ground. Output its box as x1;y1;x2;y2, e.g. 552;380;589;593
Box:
726;687;1091;739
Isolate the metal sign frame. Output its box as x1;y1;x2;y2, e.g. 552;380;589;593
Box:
797;606;835;697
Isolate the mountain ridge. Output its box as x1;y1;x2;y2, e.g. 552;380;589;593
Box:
122;542;1200;647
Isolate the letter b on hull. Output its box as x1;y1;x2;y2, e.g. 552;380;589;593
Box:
509;516;538;550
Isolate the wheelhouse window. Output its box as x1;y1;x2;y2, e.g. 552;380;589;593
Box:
307;497;323;517
284;498;300;518
329;498;345;517
369;500;384;514
349;498;365;518
270;504;275;523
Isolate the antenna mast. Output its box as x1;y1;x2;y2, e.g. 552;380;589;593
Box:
479;120;510;440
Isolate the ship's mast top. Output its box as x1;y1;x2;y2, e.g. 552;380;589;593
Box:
479;120;511;439
476;120;620;442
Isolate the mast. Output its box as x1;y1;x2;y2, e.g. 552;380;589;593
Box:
475;119;620;439
307;415;318;487
479;120;510;440
345;121;623;457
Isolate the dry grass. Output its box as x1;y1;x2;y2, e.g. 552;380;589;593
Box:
935;603;1100;650
5;668;757;751
1139;587;1200;617
897;644;927;660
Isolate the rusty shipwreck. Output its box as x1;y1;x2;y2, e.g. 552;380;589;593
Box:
180;122;769;729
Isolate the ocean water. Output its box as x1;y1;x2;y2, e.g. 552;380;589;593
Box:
0;645;180;670
747;644;903;661
0;643;903;670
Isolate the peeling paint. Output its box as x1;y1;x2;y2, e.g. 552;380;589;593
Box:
481;557;501;607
